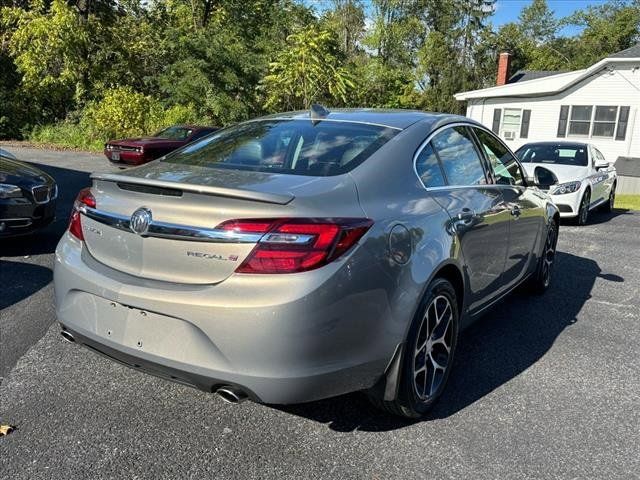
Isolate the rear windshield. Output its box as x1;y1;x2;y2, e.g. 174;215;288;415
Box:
162;119;398;176
516;144;588;166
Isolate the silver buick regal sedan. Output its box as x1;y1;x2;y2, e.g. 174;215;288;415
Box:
54;108;559;418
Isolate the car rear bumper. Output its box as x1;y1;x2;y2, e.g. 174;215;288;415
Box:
53;233;398;404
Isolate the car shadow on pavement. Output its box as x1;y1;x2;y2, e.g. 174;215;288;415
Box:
277;251;624;432
0;260;53;310
0;162;91;258
583;208;633;226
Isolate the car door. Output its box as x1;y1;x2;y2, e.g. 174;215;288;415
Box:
423;125;511;313
472;127;544;289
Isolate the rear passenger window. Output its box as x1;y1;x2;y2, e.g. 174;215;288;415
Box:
473;128;524;186
431;127;487;186
415;142;446;187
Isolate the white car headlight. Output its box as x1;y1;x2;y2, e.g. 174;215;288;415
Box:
0;183;22;199
551;181;581;195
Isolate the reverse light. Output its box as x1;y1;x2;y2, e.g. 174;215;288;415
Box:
551;181;581;195
68;188;96;241
216;218;373;274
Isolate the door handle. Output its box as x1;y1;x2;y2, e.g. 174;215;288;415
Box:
510;206;521;217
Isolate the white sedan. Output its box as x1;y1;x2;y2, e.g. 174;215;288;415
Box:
515;142;617;225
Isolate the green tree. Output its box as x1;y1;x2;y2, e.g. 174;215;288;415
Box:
321;0;365;59
3;0;89;120
518;0;557;44
567;1;640;67
262;25;354;110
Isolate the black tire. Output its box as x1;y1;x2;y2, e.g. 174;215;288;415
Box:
576;189;590;226
368;278;459;418
601;184;616;212
526;219;558;294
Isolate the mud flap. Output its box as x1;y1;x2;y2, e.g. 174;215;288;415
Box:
368;343;405;402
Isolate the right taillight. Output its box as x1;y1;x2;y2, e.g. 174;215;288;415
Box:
68;187;96;241
216;218;373;274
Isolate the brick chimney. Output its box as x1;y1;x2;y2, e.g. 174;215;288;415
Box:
496;52;512;86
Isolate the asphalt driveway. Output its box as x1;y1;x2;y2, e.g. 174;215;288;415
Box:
1;146;639;479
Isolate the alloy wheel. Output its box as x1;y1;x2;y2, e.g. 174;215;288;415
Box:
609;189;615;210
579;192;590;224
413;295;454;401
542;223;557;287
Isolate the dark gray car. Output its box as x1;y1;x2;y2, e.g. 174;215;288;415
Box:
54;109;559;418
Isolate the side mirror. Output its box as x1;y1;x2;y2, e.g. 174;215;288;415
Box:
531;166;558;189
595;159;609;170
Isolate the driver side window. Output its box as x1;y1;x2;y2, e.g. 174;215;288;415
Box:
473;128;524;186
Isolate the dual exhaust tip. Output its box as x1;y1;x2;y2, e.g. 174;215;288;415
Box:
61;330;75;343
60;330;248;405
215;386;248;404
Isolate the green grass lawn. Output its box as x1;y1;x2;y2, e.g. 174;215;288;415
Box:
615;194;640;211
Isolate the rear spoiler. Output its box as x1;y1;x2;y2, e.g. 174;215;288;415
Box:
91;172;295;205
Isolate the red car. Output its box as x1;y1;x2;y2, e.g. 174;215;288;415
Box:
104;125;218;166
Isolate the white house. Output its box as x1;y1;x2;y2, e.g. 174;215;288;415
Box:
454;45;640;164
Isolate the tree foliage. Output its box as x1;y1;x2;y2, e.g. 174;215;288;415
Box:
0;0;638;145
262;25;354;110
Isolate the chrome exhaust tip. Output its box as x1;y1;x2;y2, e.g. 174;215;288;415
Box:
215;386;248;404
60;330;75;343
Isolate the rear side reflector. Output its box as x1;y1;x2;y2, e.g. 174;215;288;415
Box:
216;218;373;274
68;188;96;241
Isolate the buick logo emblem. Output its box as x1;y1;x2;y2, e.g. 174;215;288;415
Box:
130;207;152;236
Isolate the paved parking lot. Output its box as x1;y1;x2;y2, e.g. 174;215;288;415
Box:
1;146;639;479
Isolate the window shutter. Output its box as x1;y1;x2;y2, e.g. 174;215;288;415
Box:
491;109;501;133
616;106;630;141
557;106;569;137
520;109;531;138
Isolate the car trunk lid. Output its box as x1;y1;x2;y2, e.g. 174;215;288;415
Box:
80;164;358;284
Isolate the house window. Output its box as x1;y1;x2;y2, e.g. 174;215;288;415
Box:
568;106;592;136
562;105;629;139
592;106;618;137
501;108;521;137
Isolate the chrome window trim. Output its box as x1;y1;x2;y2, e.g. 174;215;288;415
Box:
79;206;263;243
413;122;528;192
250;117;404;131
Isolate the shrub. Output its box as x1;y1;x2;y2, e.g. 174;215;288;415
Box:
84;87;159;139
30;120;103;151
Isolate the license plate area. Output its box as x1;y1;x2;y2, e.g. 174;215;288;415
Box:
112;151;120;161
89;296;217;366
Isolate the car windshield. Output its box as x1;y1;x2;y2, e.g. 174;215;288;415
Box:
162;119;398;176
515;144;588;166
154;126;194;140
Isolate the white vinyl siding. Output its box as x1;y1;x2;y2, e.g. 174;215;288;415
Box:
464;63;640;162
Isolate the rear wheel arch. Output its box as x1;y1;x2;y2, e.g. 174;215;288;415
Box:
434;263;464;315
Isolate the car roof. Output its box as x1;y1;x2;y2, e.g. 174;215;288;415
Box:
257;108;468;130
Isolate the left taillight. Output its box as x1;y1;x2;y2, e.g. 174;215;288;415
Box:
68;187;96;241
216;218;373;274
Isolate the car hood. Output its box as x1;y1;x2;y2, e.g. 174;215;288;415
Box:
108;137;184;147
522;163;590;184
0;156;55;186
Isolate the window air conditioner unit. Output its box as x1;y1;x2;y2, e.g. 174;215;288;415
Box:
503;131;516;141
